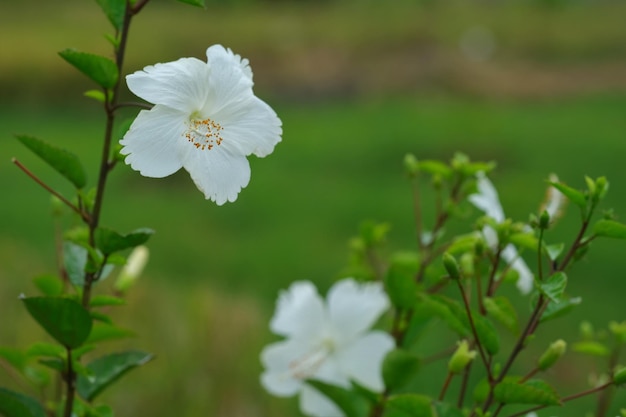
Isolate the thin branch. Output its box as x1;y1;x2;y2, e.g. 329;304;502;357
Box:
12;158;89;222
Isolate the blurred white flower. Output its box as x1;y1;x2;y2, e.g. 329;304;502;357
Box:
469;172;534;294
114;245;149;294
120;44;282;205
541;173;567;222
260;278;394;417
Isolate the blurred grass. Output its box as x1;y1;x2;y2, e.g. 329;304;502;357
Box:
2;0;626;416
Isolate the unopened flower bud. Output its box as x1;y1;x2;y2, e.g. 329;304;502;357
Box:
114;246;149;295
613;367;626;385
538;339;567;371
404;153;419;177
443;252;460;280
609;321;626;343
580;321;594;340
448;340;476;374
539;210;551;230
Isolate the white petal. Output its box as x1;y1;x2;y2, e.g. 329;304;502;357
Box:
502;245;534;294
217;96;282;158
327;279;390;344
126;57;211;113
259;339;308;397
335;331;395;392
300;384;345;417
469;172;505;223
178;143;251;205
206;44;253;81
482;226;499;251
120;105;185;177
269;281;327;341
311;356;350;389
202;47;254;118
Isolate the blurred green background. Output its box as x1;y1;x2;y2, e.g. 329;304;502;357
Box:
1;0;626;416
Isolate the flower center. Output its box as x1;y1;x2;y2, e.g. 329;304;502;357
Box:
184;116;224;151
287;339;334;380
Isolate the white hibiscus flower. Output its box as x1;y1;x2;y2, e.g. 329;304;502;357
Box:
260;279;394;417
120;44;282;205
469;172;534;294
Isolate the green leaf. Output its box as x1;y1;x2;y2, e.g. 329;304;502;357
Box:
386;394;433;417
176;0;206;7
58;49;118;89
385;253;420;309
473;314;500;355
26;342;64;358
22;297;92;349
484;296;520;334
306;380;369;417
86;323;135;344
544;243;565;261
64;241;88;286
572;341;609;357
540;296;581;323
433;402;465;417
95;0;126;31
32;274;63;296
593;219;626;240
0;387;47;417
0;347;27;371
15;135;87;189
549;181;586;209
539;272;567;303
84;90;106;103
90;295;125;308
417;160;452;179
494;378;561;406
383;349;420;389
95;227;154;255
77;350;153;401
417;294;470;337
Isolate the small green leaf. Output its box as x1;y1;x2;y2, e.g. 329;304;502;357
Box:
77;351;153;401
386;394;433;417
176;0;205;7
87;323;135;344
593;219;626;240
0;387;47;417
22;297;92;349
64;241;88;286
494;378;561;406
544;243;565;261
306;380;369;417
32;275;63;296
0;347;27;371
433;402;466;417
95;227;154;255
385;253;420;309
473;314;500;355
549;181;586;209
84;90;106;103
383;349;420;389
95;0;126;31
26;342;65;358
540;272;567;303
58;49;118;89
613;367;626;385
484;296;519;334
418;160;452;179
572;341;609;357
15;135;87;189
417;294;471;337
540;296;581;323
90;295;125;308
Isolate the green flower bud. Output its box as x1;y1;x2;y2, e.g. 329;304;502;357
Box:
538;339;567;371
609;321;626;344
403;153;419;177
114;246;149;295
595;176;609;200
580;321;594;340
539;210;551;230
442;252;461;280
448;340;477;374
613;367;626;385
474;237;485;257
